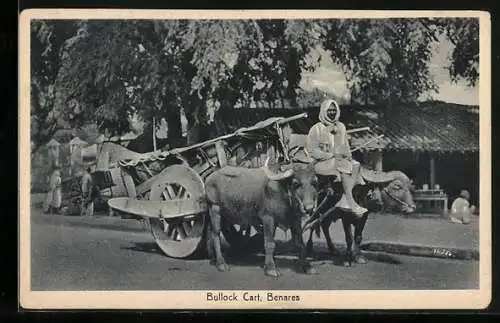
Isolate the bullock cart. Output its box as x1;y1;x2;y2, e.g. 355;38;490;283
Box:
107;113;308;259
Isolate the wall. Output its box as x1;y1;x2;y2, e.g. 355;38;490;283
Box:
435;152;479;207
360;150;383;171
31;148;51;193
31;144;73;193
383;151;428;186
382;150;479;208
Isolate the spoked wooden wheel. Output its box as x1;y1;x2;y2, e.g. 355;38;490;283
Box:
220;218;264;252
148;164;207;259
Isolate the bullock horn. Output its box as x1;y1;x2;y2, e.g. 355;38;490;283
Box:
262;157;294;181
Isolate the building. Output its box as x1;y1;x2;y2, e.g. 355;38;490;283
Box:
213;101;480;206
45;138;61;167
68;137;88;176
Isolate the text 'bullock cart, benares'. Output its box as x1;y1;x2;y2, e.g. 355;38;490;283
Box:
107;113;312;259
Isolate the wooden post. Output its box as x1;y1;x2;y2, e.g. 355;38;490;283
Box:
215;141;227;167
152;117;157;152
374;150;383;171
429;154;436;188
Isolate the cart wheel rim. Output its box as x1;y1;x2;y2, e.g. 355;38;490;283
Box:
148;165;206;259
149;214;206;258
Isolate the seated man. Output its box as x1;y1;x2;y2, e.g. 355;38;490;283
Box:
306;99;367;217
450;190;476;225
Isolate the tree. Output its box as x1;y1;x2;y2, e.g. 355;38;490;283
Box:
434;18;479;87
54;19;319;146
214;19;321;109
30;20;80;154
55;21;138;135
320;19;431;105
318;18;479;105
31;18;479;152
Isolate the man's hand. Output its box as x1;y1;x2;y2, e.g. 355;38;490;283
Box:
326;122;339;134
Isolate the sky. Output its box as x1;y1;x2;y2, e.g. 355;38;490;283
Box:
300;35;479;106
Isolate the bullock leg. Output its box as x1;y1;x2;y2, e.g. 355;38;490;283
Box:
262;215;280;277
353;214;369;264
305;217;340;258
321;217;340;257
209;204;229;272
305;226;315;257
295;225;315;258
205;220;214;260
292;219;317;275
341;216;356;267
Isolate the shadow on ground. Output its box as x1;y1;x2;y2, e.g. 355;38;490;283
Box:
121;242;164;256
122;239;403;275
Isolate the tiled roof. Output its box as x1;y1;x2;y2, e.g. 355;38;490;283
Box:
213;101;479;153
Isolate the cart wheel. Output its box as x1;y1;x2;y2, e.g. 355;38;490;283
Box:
68;196;81;216
220;218;264;252
148;164;207;259
122;170;137;198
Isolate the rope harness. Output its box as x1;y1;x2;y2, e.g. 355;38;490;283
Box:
270;173;322;221
285;185;304;214
118;151;170;167
382;186;414;210
300;189;333;233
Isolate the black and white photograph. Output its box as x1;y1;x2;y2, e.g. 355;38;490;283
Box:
19;10;491;309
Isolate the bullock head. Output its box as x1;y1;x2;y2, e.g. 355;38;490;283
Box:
381;174;416;214
262;157;319;217
365;186;384;212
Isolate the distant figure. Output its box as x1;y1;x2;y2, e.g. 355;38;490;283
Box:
80;167;94;217
43;166;62;214
450;190;476;224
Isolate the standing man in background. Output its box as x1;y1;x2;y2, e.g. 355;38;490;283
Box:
44;165;62;214
81;167;94;217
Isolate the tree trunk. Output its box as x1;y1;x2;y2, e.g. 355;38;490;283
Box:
166;105;183;149
187;124;199;146
185;94;210;146
126;123;154;153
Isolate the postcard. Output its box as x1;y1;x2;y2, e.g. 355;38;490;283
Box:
19;9;491;310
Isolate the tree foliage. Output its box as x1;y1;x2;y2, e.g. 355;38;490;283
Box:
30;17;479;151
55;21;138;134
214;20;320;109
30;20;80;153
318;18;479;105
434;18;479;87
48;19;320;147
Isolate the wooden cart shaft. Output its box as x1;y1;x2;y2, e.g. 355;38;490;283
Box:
108;197;208;219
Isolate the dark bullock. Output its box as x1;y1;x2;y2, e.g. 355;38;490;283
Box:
303;170;417;266
205;158;320;277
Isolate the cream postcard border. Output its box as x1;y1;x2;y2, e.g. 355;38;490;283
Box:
19;9;492;310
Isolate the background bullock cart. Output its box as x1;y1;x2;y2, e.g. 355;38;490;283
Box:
107;113;309;259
